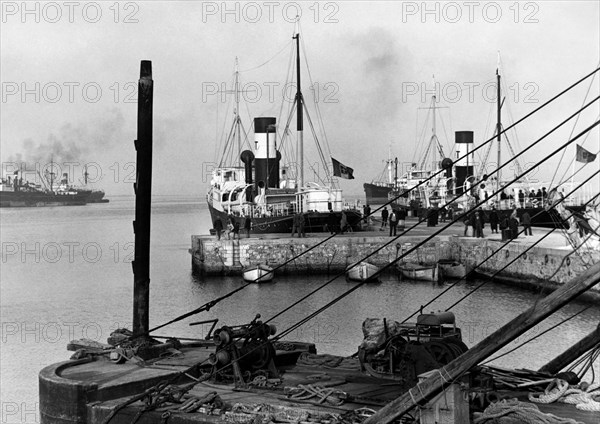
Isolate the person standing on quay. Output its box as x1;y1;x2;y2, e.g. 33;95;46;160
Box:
509;214;519;239
521;211;533;236
489;207;499;234
381;206;389;230
244;215;252;238
397;207;406;230
214;217;223;240
518;190;525;208
389;209;398;236
439;205;447;223
463;213;471;237
474;211;484;238
300;213;306;237
340;211;348;234
364;204;372;226
291;213;299;237
327;209;337;234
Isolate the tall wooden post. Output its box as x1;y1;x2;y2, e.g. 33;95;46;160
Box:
364;262;600;424
132;60;153;335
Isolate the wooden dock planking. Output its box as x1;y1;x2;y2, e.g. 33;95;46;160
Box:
60;348;214;388
86;353;419;424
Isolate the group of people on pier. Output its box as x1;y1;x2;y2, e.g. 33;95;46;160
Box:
379;206;407;236
211;203;536;241
462;208;533;239
213;214;252;240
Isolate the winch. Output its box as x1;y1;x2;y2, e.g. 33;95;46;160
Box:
358;312;469;385
193;314;278;386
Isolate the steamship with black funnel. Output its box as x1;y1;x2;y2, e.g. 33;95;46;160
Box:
0;170;88;207
387;69;586;227
451;69;585;227
207;34;361;234
0;167;107;207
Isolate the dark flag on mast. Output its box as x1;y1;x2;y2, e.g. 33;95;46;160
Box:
576;144;597;163
332;157;355;179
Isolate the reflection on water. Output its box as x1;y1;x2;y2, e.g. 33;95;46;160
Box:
1;196;598;416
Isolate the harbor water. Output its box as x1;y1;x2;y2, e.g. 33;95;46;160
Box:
1;196;598;422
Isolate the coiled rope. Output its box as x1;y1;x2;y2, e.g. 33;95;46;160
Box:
285;383;346;406
529;379;600;412
474;398;585;424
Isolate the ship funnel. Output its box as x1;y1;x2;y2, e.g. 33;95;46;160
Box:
455;131;473;144
240;150;254;184
454;131;474;195
241;150;255;202
441;157;453;178
253;117;280;191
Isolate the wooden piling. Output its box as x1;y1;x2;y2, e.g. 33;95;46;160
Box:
132;60;153;335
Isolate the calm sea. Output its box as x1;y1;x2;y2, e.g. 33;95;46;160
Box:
1;196;598;422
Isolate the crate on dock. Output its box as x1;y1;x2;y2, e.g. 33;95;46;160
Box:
417;370;469;424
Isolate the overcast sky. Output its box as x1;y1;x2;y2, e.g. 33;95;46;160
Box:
1;1;599;198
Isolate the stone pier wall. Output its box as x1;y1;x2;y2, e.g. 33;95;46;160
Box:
453;237;599;290
191;234;599;296
191;235;454;275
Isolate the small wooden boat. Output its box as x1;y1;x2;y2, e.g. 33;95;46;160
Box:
397;262;439;282
346;261;380;282
438;259;468;280
243;264;274;283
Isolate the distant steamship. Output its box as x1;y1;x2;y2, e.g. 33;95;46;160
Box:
0;165;107;207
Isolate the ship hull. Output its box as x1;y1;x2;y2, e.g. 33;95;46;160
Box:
363;182;393;204
0;191;87;207
207;200;362;234
85;190;108;203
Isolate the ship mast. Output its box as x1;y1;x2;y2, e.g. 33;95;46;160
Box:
432;93;437;168
49;157;55;193
234;57;242;164
418;77;447;171
394;157;398;190
387;144;393;185
496;67;502;203
293;32;304;194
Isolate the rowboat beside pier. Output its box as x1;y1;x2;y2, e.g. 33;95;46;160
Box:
345;261;380;283
437;259;469;280
397;262;439;282
242;264;274;283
